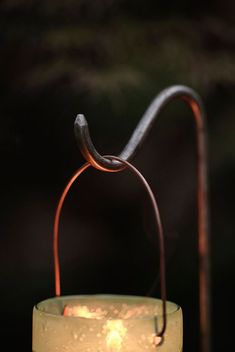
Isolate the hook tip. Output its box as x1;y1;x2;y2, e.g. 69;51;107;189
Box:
74;114;87;128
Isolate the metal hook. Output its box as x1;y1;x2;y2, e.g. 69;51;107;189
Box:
74;84;211;352
75;85;203;171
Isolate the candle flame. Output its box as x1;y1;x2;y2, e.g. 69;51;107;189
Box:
104;320;127;350
63;305;105;319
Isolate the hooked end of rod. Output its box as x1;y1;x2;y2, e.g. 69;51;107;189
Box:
74;113;87;129
74;114;124;171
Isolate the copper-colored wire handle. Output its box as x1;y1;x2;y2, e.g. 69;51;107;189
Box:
53;155;167;342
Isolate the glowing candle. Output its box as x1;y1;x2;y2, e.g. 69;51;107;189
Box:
32;295;182;351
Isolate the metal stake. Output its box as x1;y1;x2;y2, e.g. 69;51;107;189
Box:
74;85;211;352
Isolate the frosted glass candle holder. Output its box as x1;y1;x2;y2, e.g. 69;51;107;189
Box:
32;295;182;352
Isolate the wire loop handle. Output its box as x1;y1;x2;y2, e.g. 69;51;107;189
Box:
53;155;167;340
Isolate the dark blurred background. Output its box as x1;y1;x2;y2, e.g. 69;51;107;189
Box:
0;1;235;351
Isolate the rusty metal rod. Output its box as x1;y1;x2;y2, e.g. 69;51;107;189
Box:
74;85;211;352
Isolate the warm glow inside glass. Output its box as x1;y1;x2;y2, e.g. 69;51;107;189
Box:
33;295;182;352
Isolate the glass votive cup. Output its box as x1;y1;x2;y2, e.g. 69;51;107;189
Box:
32;294;183;352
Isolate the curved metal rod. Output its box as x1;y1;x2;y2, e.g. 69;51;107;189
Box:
74;85;211;352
